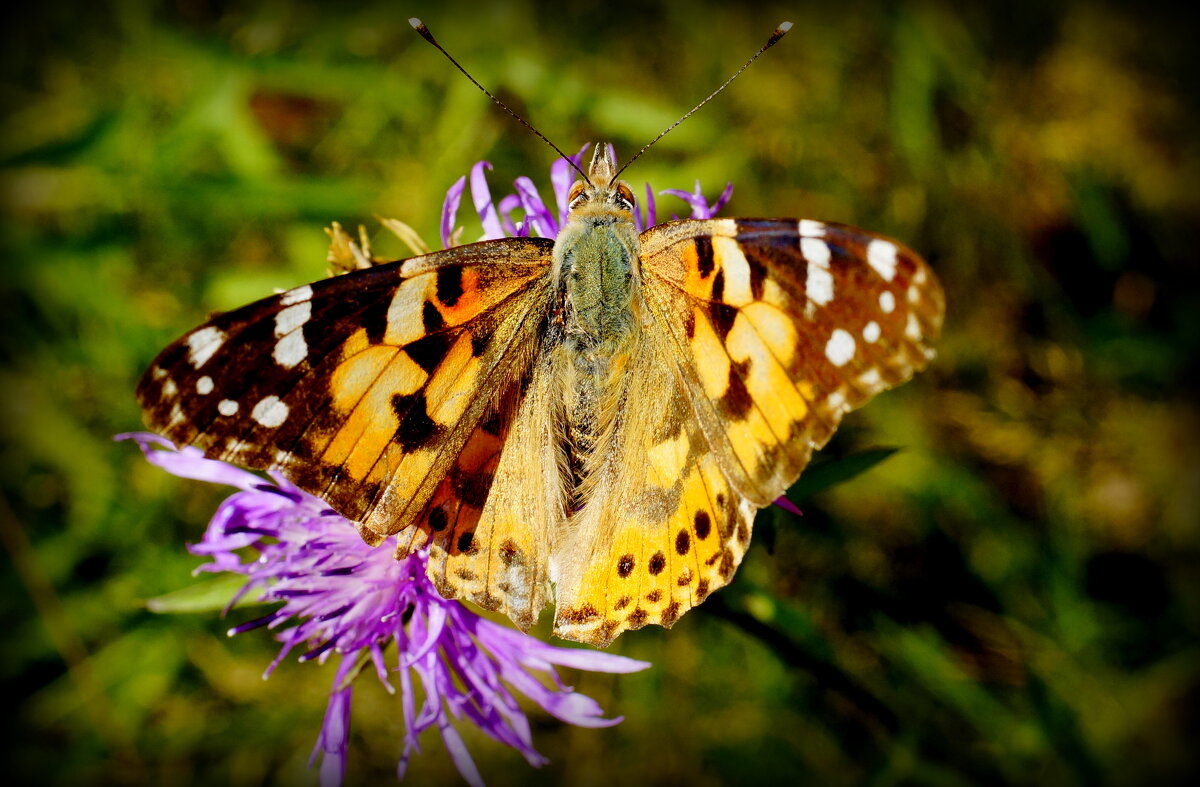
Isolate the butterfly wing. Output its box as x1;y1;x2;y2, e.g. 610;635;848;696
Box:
137;237;555;553
640;217;943;504
551;331;753;646
429;348;564;629
550;217;943;645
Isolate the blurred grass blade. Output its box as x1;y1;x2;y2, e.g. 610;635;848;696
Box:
145;575;254;614
784;447;900;505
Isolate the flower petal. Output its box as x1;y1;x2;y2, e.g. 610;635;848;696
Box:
708;180;734;216
551;143;590;225
774;496;803;515
497;193;524;237
513;175;557;238
118;433;264;490
469;160;505;240
643;183;657;228
310;658;354;787
440;174;467;248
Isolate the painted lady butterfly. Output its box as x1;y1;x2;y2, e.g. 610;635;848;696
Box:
137;29;944;647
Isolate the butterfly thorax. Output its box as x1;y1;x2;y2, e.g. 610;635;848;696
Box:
551;144;643;375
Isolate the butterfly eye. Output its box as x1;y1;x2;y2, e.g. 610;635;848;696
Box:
568;182;588;210
612;183;636;212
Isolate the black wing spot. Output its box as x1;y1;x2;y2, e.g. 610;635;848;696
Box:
675;529;691;555
709;302;738;341
362;293;390;345
428;507;449;532
695;237;715;278
711;268;725;302
405;331;453;374
719;361;754;419
456;530;475;553
422;300;445;332
436;266;465;307
392;392;444;451
648;551;666;575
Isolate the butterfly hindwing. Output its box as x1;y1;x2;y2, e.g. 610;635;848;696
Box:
137;237;555;542
424;348;560;630
552;338;755;646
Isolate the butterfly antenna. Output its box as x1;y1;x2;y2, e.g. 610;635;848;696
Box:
409;18;591;184
613;21;792;180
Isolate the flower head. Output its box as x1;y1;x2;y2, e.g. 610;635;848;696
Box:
122;433;648;787
441;144;733;244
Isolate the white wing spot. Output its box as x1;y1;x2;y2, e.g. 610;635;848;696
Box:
802;237;834;306
196;376;214;395
825;329;856;367
161;378;178;398
273;331;308;369
279;284;313;306
867;239;898;281
800;236;831;267
806;264;834;306
799;219;825;237
186;327;225;368
879;290;896;314
863;321;881;343
827;390;847;412
906;313;923;340
275;301;312;337
908;285;920;304
251;396;289;428
218;399;239;416
858;368;883;388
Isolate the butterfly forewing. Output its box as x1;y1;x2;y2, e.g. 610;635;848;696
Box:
639;217;943;506
137;237;555;541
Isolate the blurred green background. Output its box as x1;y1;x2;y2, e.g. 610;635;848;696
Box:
2;0;1198;784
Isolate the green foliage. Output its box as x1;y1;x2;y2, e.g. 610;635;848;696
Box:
2;1;1197;785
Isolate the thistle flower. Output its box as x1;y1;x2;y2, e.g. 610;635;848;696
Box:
126;152;739;786
122;432;649;787
442;143;732;246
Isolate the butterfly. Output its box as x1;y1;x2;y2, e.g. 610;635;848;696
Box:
137;143;943;646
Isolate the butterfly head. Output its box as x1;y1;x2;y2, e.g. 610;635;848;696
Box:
566;143;636;219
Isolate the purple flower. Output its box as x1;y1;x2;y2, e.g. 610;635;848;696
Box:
441;144;733;243
120;433;649;787
661;179;734;221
